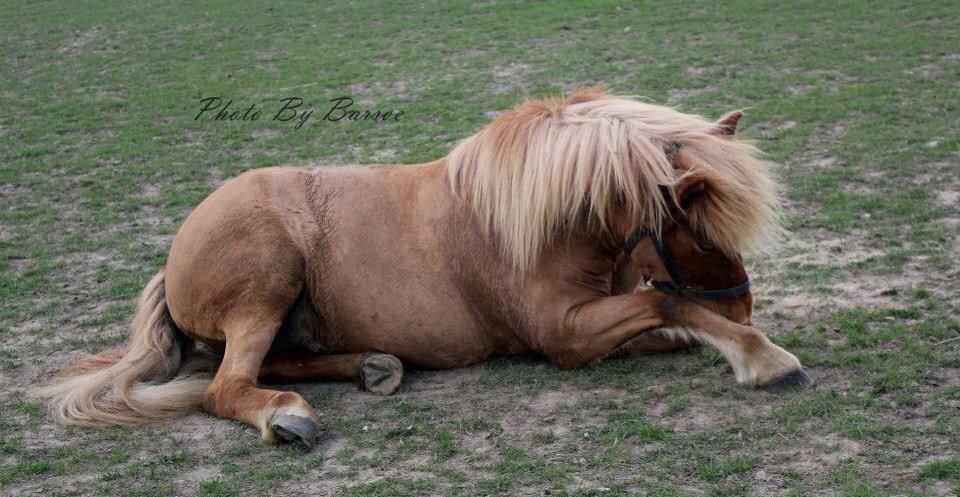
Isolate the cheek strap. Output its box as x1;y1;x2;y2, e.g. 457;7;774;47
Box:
622;226;751;300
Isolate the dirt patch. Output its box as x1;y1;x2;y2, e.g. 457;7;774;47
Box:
903;64;945;78
55;26;105;54
935;189;958;206
486;62;535;97
747;225;953;335
252;128;282;139
666;88;704;102
347;80;422;102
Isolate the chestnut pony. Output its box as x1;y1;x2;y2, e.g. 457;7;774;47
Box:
38;88;810;448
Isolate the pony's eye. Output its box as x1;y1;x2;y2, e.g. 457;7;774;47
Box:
696;241;716;252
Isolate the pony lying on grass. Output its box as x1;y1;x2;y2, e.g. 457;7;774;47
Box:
37;87;811;448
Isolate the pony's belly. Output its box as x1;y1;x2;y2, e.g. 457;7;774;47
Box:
330;319;502;369
269;289;503;368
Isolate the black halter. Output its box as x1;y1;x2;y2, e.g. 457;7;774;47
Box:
622;227;751;300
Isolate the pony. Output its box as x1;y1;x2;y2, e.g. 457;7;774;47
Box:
37;87;811;448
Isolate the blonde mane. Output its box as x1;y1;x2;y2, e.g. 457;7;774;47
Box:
446;86;781;272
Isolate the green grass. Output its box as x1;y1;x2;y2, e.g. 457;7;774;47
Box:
918;457;960;480
1;0;958;495
346;476;439;497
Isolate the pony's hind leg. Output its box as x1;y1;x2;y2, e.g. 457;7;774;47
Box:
260;352;403;395
203;312;320;448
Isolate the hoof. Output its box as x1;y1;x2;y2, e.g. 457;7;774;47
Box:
762;370;814;391
360;353;403;395
271;412;318;449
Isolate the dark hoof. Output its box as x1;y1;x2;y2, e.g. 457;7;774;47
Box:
271;412;318;449
361;353;403;395
763;370;814;391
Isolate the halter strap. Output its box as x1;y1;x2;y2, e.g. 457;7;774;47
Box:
622;226;750;300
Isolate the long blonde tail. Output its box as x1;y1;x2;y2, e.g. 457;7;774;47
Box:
34;270;213;425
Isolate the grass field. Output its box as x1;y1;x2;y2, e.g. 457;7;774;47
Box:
1;0;958;495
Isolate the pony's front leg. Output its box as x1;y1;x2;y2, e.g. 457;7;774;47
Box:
617;331;697;355
540;292;811;390
204;313;320;448
540;291;665;369
660;301;812;389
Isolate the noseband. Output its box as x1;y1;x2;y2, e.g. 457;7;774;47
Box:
622;227;751;300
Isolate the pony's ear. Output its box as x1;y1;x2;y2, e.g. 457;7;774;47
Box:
711;110;743;136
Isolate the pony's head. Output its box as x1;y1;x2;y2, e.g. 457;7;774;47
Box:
447;86;781;323
623;203;755;326
617;110;770;324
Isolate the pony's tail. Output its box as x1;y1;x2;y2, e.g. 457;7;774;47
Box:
34;270;213;426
